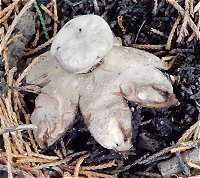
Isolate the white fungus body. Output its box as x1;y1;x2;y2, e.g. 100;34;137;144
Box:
25;14;178;152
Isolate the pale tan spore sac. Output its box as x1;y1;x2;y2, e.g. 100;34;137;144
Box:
50;14;114;74
25;14;178;152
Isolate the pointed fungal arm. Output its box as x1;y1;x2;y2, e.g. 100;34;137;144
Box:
25;52;62;87
103;47;178;107
79;70;133;152
80;93;133;152
31;73;79;148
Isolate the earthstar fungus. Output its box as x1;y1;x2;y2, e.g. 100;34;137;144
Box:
25;14;178;152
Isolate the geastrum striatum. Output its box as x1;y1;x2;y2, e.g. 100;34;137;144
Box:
24;14;178;152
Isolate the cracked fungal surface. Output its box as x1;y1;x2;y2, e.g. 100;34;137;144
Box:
25;14;178;152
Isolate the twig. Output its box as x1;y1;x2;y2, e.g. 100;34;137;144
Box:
31;29;40;47
171;146;191;153
132;44;165;50
0;1;18;19
177;0;190;42
166;16;181;50
188;3;200;41
79;170;114;178
29;153;59;160
120;139;200;173
0;124;37;135
187;161;200;170
0;107;13;178
167;0;199;39
2;48;9;75
0;5;14;24
117;16;126;34
74;155;89;177
10;86;41;94
52;0;58;36
60;138;67;158
194;2;200;13
189;0;194;17
40;4;55;19
81;160;116;171
23;37;53;56
16;157;53;164
34;151;87;170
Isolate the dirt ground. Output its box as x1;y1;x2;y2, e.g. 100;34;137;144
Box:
0;0;200;178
